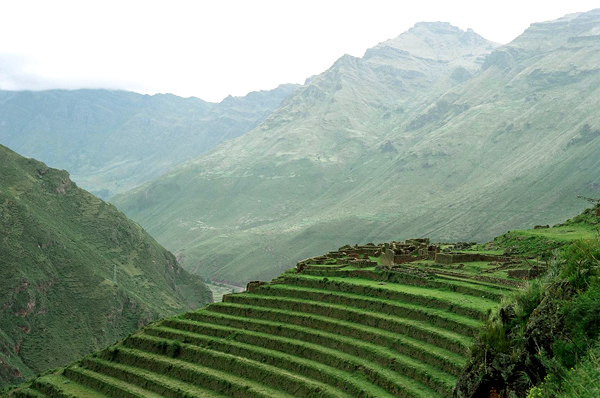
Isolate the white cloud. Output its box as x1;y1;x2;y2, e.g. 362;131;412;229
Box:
0;0;597;102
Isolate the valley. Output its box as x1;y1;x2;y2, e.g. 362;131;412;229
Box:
2;237;515;397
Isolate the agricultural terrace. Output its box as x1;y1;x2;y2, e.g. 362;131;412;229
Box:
7;238;536;398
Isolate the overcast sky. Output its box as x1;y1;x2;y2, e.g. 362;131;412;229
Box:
0;1;597;102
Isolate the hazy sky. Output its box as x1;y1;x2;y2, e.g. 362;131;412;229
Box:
0;1;597;102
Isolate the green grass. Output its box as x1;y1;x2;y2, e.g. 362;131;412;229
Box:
82;357;237;398
179;310;467;376
299;267;510;300
121;334;352;398
33;374;107;398
278;274;495;318
210;300;471;356
150;321;456;396
64;366;166;398
515;225;598;242
252;284;483;333
142;326;404;397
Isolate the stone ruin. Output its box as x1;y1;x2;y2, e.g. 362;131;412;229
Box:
287;233;551;287
295;239;441;270
245;280;268;292
379;238;440;266
290;237;543;283
434;252;510;265
507;266;544;280
295;243;380;271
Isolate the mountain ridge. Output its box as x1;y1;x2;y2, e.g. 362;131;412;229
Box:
0;84;298;198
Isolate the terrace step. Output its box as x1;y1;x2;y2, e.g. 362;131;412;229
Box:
142;325;412;397
220;295;472;355
202;302;468;366
181;309;465;376
31;374;107;398
9;388;49;398
299;268;506;301
278;274;495;319
250;284;482;335
150;320;451;397
84;354;285;398
63;366;166;398
123;334;353;398
434;274;518;291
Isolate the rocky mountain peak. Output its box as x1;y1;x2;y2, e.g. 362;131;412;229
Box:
332;53;362;68
411;21;462;35
508;8;600;50
363;21;498;73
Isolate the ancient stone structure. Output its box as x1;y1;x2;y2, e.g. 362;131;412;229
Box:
245;281;268;292
507;267;543;280
434;253;509;265
295;239;443;268
380;249;395;266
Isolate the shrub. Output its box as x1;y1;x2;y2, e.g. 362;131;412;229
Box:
171;340;182;357
560;239;600;289
107;347;119;361
527;342;600;398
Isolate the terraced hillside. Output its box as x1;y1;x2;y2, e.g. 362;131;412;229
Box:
4;239;527;397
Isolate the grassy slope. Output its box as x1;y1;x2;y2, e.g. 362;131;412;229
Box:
454;205;600;397
0;145;212;388
0;85;297;198
113;11;600;285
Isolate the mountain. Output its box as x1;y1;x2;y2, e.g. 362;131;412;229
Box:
0;85;298;198
113;11;600;285
0;144;212;388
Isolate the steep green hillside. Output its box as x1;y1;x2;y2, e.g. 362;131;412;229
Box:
0;145;212;388
113;10;600;285
455;204;600;397
0;85;297;198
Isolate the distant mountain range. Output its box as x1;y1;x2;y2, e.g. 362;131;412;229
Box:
0;84;298;198
0;144;212;387
113;10;600;284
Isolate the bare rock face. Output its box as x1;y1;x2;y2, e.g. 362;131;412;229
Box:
55;175;72;194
